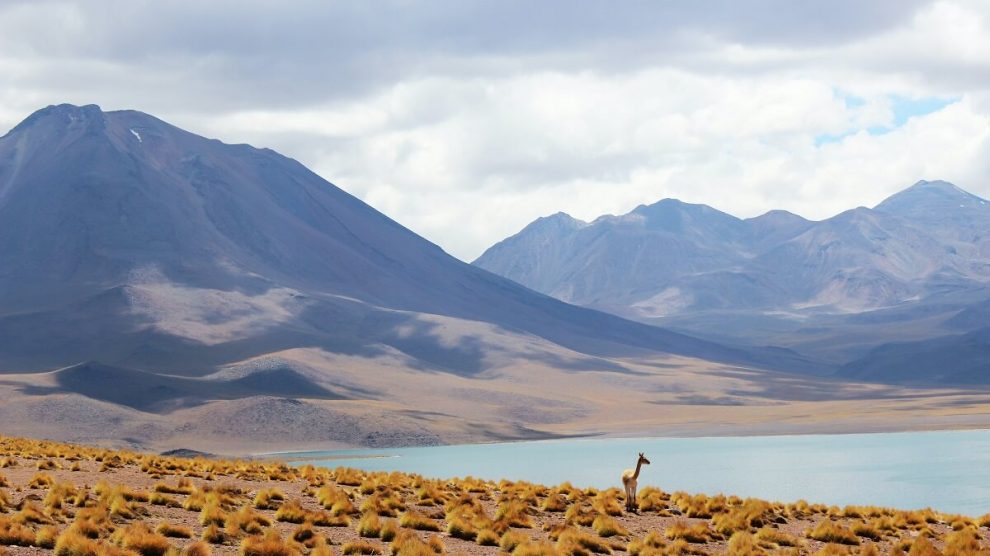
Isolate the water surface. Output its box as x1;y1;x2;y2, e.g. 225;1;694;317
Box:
284;429;990;516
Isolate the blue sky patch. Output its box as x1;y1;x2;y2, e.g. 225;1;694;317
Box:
815;93;959;146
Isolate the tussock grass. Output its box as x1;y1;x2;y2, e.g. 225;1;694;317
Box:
446;515;478;540
726;531;766;556
399;509;441;531
390;530;442;556
184;541;213;556
110;522;172;556
754;526;799;547
592;490;624;517
511;540;558;556
592;515;629;538
254;488;285;510
712;499;773;536
317;484;356;516
154;478;195;495
541;492;568;512
943;527;983;555
476;528;500;546
240;530;302;556
359;512;385;538
665;521;713;544
627;531;666;556
500;530;531;553
636;487;668;513
558;528;613;554
202;524;227;545
850;520;883;541
274;499;308;524
0;515;37;546
156;522;193;538
28;471;56;488
342;540;384;555
495;499;534;529
36;525;61;548
54;528;103;556
807;520;860;546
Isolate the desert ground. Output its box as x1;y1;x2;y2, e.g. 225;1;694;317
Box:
4;341;990;455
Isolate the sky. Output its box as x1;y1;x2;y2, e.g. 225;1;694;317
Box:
1;1;989;261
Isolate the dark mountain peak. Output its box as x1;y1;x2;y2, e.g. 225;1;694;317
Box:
875;180;987;214
5;103;106;138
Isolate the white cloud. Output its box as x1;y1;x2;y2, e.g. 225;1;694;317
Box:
1;0;989;260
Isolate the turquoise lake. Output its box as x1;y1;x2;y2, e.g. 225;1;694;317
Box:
284;429;990;516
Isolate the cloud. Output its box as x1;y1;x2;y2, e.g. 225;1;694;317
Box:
0;0;988;260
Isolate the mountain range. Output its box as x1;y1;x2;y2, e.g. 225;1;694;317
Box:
0;104;840;452
474;180;990;383
2;103;987;453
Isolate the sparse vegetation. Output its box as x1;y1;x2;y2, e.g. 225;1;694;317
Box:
0;433;981;556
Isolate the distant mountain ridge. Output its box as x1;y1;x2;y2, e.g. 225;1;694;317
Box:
476;179;990;315
474;180;990;384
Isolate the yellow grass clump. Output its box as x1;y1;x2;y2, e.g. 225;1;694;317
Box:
807;520;860;546
665;521;713;544
399;509;441;532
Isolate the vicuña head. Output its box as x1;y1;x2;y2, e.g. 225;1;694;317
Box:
638;452;651;465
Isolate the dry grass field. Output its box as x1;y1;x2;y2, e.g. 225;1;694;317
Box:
0;435;987;556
